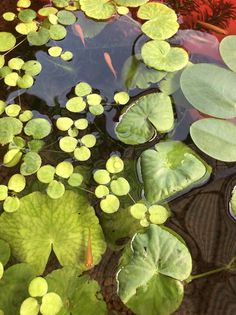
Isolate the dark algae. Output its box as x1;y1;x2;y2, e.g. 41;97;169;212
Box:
0;0;236;315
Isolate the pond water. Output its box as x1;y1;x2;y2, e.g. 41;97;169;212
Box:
1;0;236;314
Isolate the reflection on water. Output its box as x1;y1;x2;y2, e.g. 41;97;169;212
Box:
1;1;236;314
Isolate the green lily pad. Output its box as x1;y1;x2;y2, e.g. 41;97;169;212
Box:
3;149;22;168
40;292;63;315
5;104;21;117
3;196;20;213
27;28;50;46
3;12;16;21
106;155;124;173
38;7;58;16
142;40;188;72
24;118;51;139
0;117;23;145
148;205;169;225
29;277;48;297
93;169;111;184
122;55;166;90
28;139;44;152
116;0;148;6
100;194;120;213
46;268;107;314
15;21;38;35
61;51;73;61
4;72;19;86
80;0;116;19
95;185;109;198
46;180;65;199
48;46;63;57
75;82;92;96
59;136;78;152
20;297;39;315
117;225;192;315
56;117;73;130
18;9;36;22
37;165;55;184
74;146;91;161
68;173;83;187
115;92;174;144
180;63;236;119
8;57;24;70
17;0;31;8
110;177;130;196
0;264;37;315
56;161;73;178
0;191;106;274
17;74;34;89
81;134;96;148
130;203;147;220
22;60;42;76
0;239;11;266
0;186;8;201
0;32;16;52
49;24;67;40
87;93;102;106
8;174;26;193
114;91;130;105
20;152;42;176
57;10;76;25
219;35;236;72
66;96;86;112
138;3;179;40
74;118;88;130
190;118;236;162
138;141;211;204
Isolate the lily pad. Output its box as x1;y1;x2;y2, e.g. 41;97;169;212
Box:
115;92;174;144
80;0;116;20
46;180;65;199
180;63;236;119
0;264;37;315
0;32;16;52
27;28;50;46
0;117;23;145
117;224;192;315
20;152;42;176
137;3;179;40
138;141;211;204
49;24;67;40
122;55;166;90
57;10;76;25
190;118;236;162
0;191;106;273
24;118;51;139
142;40;188;72
116;0;148;6
219;35;236;72
46;268;107;314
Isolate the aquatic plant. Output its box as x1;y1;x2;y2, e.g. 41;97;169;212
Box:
0;0;236;314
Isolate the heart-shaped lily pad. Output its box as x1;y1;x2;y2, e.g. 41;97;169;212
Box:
117;224;192;315
142;40;188;72
27;28;50;46
138;141;211;204
137;3;179;40
80;0;116;19
20;152;42;176
180;63;236;119
0;117;23;145
115;92;174;144
0;191;106;274
24;118;51;139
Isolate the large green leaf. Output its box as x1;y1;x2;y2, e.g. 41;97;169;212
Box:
0;191;106;274
46;267;107;314
121;55;166;90
142;40;188;72
190;118;236;162
80;0;116;19
0;117;23;145
0;239;10;266
180;63;236;119
137;3;179;40
117;225;192;315
219;35;236;72
116;0;148;7
0;263;37;315
138;141;211;204
115;93;174;144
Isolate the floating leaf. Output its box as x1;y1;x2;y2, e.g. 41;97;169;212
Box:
142;40;188;72
37;165;56;184
87;94;102;106
56;161;73;178
114;91;130;105
22;60;42;76
8;57;24;70
0;32;16;52
106;155;124;173
59;136;77;152
57;10;76;25
75;82;92;96
74;118;88;130
3;149;22;167
180;63;236;119
5;104;21;117
80;0;116;20
116;92;174;144
68;173;83;187
61;51;73;61
49;24;67;40
0;264;36;315
116;0;148;6
40;292;63;315
4;72;19;86
17;74;34;89
230;187;236;218
95;185;110;198
93;169;111;184
15;21;38;35
38;7;58;16
28;277;48;297
0;186;8;201
17;0;31;8
0;55;4;69
56;117;73;131
46;180;65;199
81;134;96;148
0;117;23;145
110;177;130;196
138;141;211;204
117;225;192;315
3;12;16;21
48;46;63;57
24;118;51;139
20;297;39;315
130;203;147;220
89;104;104;115
8;174;26;193
100;194;120;213
190;118;236;162
3;196;20;213
20;152;42;176
74;146;91;161
19;110;33;122
148;205;169;225
219;35;236;72
28;139;44;152
0;191;106;273
66;97;86;112
18;9;36;22
27;28;50;46
117;6;129;14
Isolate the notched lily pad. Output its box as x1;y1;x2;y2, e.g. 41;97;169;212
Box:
138;141;211;204
24;118;51;139
0;117;23;145
115;92;174;144
117;224;192;315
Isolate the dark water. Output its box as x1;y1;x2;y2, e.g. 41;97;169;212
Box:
1;1;236;314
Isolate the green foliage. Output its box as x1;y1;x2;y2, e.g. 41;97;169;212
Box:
230;187;236;218
219;35;236;72
117;225;192;315
0;32;16;52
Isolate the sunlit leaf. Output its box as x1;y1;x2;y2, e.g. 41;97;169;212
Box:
80;0;116;20
20;152;42;176
49;24;67;40
37;165;56;184
3;196;20;213
57;10;76;25
0;32;16;52
75;82;92;96
8;174;26;193
100;194;120;213
24;118;51;139
74;146;91;161
0;117;23;145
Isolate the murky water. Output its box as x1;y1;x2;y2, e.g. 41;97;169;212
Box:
1;0;236;314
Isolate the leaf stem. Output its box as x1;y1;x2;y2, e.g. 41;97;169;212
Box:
128;192;136;204
3;37;27;56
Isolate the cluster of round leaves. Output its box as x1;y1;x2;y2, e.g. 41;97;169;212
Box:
0;58;42;88
37;161;84;199
20;277;63;315
48;46;73;61
129;202;169;227
93;155;131;214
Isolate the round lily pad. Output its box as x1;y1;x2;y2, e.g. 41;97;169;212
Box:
8;174;26;193
18;9;36;23
37;165;56;184
57;10;76;25
116;0;148;6
0;32;16;52
0;117;23;145
4;72;19;86
56;161;73;178
141;40;188;72
28;277;48;297
8;58;24;70
19;110;33;122
3;12;16;21
68;173;83;187
3;196;20;213
139;141;210;204
49;24;67;40
68;127;78;137
110;177;130;196
0;186;8;201
74;146;91;161
115;92;174;144
27;28;50;46
24;118;51;139
17;74;34;89
100;194;120;213
5;104;21;117
59;136;77;152
89;105;104;116
3;149;22;167
87;94;102;106
38;7;58;16
80;0;116;19
20;152;42;176
61;51;73;61
81;134;96;148
22;60;42;76
74;118;88;130
130;203;147;220
48;46;63;57
75;82;92;96
46;180;65;199
117;6;129;15
15;21;38;35
20;297;39;315
40;292;63;315
180;63;236;119
56;117;73;131
93;169;110;185
106;156;124;173
17;0;31;8
95;185;110;198
190;118;236;162
66;97;86;112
